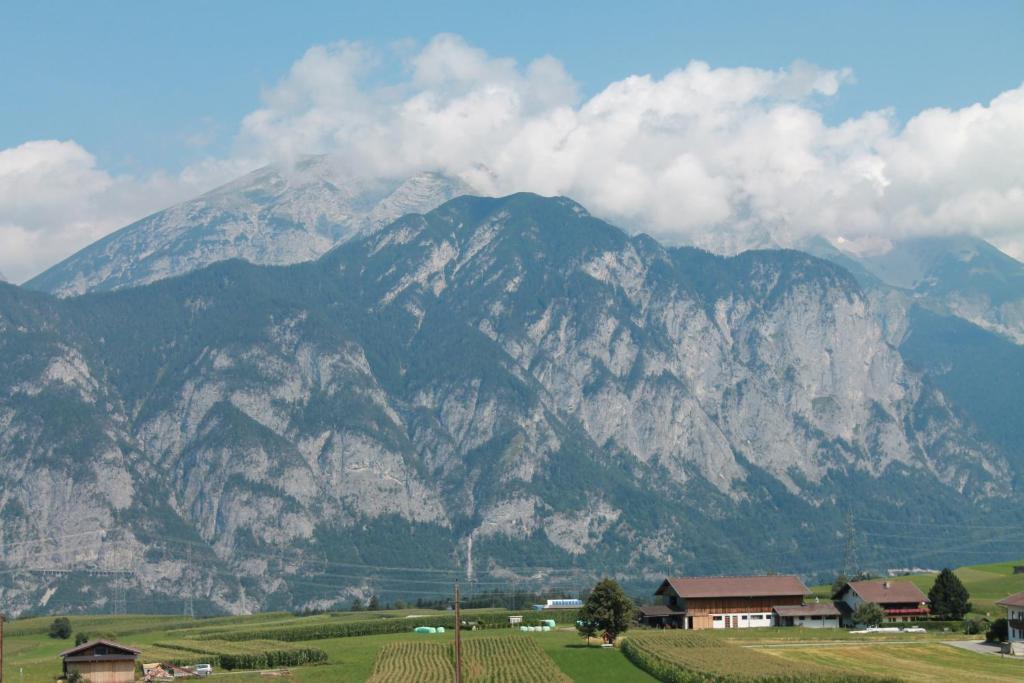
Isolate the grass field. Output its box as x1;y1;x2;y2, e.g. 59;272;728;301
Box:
811;557;1024;616
761;642;1024;682
622;630;895;682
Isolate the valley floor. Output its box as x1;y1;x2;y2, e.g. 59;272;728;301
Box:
4;610;1023;682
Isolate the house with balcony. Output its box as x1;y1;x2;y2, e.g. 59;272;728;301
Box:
996;591;1024;656
833;579;929;626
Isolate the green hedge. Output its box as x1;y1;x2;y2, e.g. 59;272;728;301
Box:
206;610;577;642
153;641;327;671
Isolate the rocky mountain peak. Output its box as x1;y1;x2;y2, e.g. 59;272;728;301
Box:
24;159;474;297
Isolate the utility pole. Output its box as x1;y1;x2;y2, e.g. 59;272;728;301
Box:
453;582;462;683
1;612;6;683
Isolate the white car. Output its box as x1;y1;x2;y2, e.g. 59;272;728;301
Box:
193;663;213;677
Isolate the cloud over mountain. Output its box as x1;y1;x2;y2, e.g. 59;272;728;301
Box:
2;34;1022;282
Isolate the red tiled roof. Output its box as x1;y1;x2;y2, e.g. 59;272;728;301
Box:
840;580;928;605
997;591;1024;608
773;603;841;617
657;575;808;599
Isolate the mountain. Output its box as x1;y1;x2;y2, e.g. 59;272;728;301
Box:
1;194;1019;616
25;156;472;297
804;235;1024;344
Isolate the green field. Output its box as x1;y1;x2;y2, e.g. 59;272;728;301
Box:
5;611;1020;682
811;557;1024;617
761;643;1024;682
3;557;1021;681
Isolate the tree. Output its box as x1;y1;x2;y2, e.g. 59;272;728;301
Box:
368;595;381;611
928;568;971;619
576;578;634;644
986;618;1008;643
74;631;90;645
49;616;72;639
575;613;599;645
349;597;363;612
852;602;885;627
65;672;86;683
831;573;849;597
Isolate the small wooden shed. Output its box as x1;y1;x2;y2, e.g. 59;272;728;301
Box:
61;639;141;683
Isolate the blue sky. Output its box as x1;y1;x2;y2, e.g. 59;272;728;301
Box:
3;0;1022;176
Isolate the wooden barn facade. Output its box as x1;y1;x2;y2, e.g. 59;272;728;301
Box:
60;639;141;683
639;575;809;630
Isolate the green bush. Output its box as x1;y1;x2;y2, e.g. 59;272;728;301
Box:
962;618;990;635
986;618;1008;643
49;617;72;639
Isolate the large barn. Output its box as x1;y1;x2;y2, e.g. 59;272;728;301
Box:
639;575;810;630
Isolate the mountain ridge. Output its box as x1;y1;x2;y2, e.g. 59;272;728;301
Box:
25;157;473;297
1;193;1018;615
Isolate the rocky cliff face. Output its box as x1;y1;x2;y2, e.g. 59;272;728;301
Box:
0;194;1018;615
25;157;472;297
804;235;1024;345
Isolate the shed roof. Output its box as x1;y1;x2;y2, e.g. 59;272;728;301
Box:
637;604;686;617
60;639;142;658
773;603;841;617
656;575;808;599
837;580;927;605
997;591;1024;608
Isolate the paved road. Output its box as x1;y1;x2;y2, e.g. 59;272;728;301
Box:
943;640;1006;656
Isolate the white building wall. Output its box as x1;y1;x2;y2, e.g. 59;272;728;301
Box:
1011;608;1022;643
794;616;839;629
711;612;774;629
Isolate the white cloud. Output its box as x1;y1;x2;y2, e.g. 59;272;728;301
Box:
2;33;1022;283
234;34;1024;258
0;141;247;283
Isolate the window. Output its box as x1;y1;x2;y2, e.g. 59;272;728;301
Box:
713;616;722;622
741;615;748;620
812;616;822;620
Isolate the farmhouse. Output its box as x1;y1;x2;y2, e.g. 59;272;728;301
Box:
996;591;1024;656
639;575;809;630
833;579;929;625
60;639;141;683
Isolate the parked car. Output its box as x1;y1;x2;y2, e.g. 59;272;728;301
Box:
193;663;213;677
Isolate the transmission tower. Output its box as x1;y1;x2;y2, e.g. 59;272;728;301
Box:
842;511;860;578
112;575;127;616
184;542;195;618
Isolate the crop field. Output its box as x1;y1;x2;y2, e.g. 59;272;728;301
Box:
463;636;572;682
366;636;571;682
760;642;1024;682
367;641;455;682
622;630;896;682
